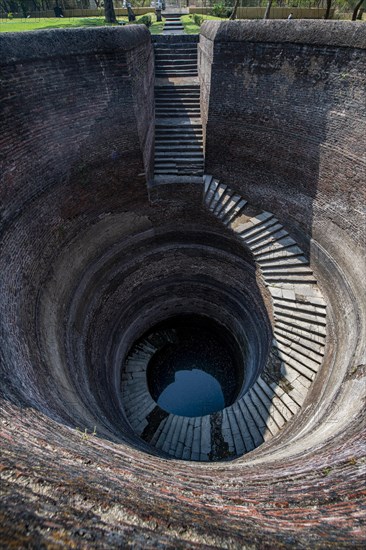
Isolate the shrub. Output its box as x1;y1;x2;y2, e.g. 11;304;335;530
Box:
193;13;204;26
7;12;14;19
212;3;227;18
138;14;152;28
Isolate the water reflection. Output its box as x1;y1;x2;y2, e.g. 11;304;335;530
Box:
157;368;225;417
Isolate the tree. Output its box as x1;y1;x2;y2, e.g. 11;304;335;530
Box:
264;0;273;20
324;0;332;19
229;0;240;20
352;0;364;20
104;0;117;23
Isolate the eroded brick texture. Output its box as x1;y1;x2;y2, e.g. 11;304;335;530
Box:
0;22;365;549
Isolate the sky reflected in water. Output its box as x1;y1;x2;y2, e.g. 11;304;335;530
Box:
157;368;225;417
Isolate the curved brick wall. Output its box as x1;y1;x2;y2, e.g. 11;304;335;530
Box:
1;22;365;548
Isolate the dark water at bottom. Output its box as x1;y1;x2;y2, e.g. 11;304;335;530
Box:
157;368;225;417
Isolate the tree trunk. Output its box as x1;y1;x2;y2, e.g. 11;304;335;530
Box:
229;0;240;20
352;0;364;20
104;0;117;23
324;0;332;19
263;0;272;19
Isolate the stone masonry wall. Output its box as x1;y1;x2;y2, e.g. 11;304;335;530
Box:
200;20;366;248
0;25;154;232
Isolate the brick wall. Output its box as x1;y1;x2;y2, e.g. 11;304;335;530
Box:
0;26;154;231
200;20;366;248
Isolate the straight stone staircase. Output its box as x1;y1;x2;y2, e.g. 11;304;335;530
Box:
163;13;184;35
154;42;197;77
153;36;204;184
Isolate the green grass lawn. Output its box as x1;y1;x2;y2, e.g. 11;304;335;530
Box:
0;14;163;33
181;14;225;34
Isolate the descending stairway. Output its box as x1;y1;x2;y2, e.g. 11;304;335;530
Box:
153;37;204;184
154;40;198;78
203;175;327;433
121;175;327;461
163;13;184;35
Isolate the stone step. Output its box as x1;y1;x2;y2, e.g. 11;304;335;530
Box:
249;386;281;437
275;320;326;346
172;416;189;459
155;160;205;167
274;328;325;358
256;248;305;263
155;103;200;109
156;111;201;117
248;229;290;252
154;45;197;51
259;255;309;268
235;211;274;235
155;145;203;153
155;414;174;449
218;194;243;223
155;90;200;95
212;189;234;218
155;99;200;105
156;136;203;142
182;419;195;460
221;409;236;453
168;415;186;457
238;217;280;242
156;133;203;140
261;265;314;277
208;183;228;212
156;52;197;58
156;62;197;70
199;415;211;461
264;377;300;415
252;382;286;429
274;345;319;378
254;242;304;261
156;121;202;128
274;314;327;338
244;222;284;246
273;295;326;312
126;393;154;418
156;150;204;158
156;68;198;74
257;376;295;421
156;87;199;92
155;153;204;161
273;338;322;371
191;417;202;461
231;402;255;452
162;415;180;454
243;392;272;441
153;175;203;185
264;273;317;285
227;407;246;455
237;399;264;447
150;416;169;446
204;177;220;206
274;305;326;326
224;198;247;226
155;169;203;176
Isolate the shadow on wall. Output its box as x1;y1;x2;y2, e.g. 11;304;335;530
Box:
199;20;366;454
199;20;366;250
